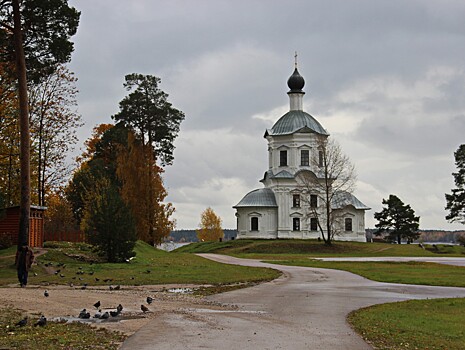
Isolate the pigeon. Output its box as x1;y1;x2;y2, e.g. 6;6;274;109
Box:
16;317;28;327
89;271;94;275
114;285;121;290
78;309;89;319
109;285;113;291
93;301;101;309
110;310;120;317
100;311;109;319
44;290;49;297
94;310;102;318
95;278;100;282
116;304;123;313
33;272;38;277
141;304;149;313
146;269;151;274
60;274;65;278
35;315;47;327
146;296;153;304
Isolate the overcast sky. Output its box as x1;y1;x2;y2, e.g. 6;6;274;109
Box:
67;0;465;230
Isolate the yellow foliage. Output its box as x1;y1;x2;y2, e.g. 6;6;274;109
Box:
196;207;224;242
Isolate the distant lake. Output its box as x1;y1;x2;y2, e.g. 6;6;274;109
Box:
157;242;192;251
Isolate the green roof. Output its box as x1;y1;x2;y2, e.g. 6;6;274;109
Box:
265;110;329;137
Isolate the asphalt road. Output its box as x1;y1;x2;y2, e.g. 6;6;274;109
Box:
121;254;465;350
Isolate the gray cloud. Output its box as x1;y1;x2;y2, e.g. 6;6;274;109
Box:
67;0;465;229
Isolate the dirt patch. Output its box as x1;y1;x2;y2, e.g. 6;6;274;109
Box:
0;283;232;336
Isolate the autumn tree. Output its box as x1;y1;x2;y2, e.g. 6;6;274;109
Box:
374;194;420;244
196;207;224;242
296;136;356;245
80;177;136;263
0;0;80;246
112;73;185;166
77;123;113;164
29;64;82;206
44;189;78;237
117;131;175;245
0;62;20;206
67;124;176;246
445;144;465;225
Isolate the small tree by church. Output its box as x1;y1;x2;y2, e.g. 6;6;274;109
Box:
374;194;420;244
445;144;465;225
196;207;224;242
297;136;356;245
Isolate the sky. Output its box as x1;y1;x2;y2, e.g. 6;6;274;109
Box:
66;0;465;230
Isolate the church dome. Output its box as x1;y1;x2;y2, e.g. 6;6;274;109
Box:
233;188;278;208
265;110;329;136
287;68;305;92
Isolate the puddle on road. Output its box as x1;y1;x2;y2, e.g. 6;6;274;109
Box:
167;287;194;294
52;314;145;324
183;308;266;315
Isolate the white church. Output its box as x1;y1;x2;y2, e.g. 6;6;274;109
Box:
234;62;370;242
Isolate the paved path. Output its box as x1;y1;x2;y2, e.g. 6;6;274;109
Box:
314;256;465;266
121;254;465;350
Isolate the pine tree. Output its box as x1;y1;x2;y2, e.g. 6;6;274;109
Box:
445;145;465;225
80;177;136;263
374;194;420;244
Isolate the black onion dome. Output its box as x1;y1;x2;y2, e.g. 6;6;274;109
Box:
287;68;305;92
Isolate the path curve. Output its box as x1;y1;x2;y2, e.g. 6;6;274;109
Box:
121;254;465;350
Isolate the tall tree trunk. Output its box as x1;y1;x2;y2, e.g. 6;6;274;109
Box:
13;0;31;247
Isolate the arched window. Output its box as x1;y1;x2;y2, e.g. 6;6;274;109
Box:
251;217;259;231
293;218;300;231
345;218;353;232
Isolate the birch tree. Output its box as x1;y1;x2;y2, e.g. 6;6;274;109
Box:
296;136;356;245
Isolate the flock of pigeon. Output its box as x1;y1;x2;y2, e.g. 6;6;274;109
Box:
15;289;155;328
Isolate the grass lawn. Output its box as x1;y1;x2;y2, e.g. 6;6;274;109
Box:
0;241;280;288
264;259;465;287
348;298;465;350
176;239;465;258
0;307;126;350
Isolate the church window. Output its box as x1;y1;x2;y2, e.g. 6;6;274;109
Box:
310;194;318;208
301;150;309;166
310;218;318;231
345;218;353;232
280;150;287;166
319;150;324;167
293;218;300;231
292;194;300;208
251;217;259;231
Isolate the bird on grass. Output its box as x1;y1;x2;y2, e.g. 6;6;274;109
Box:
35;315;47;327
109;310;120;317
141;304;149;313
146;296;153;304
16;317;28;327
93;301;101;309
78;309;90;319
116;304;123;313
44;290;49;297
